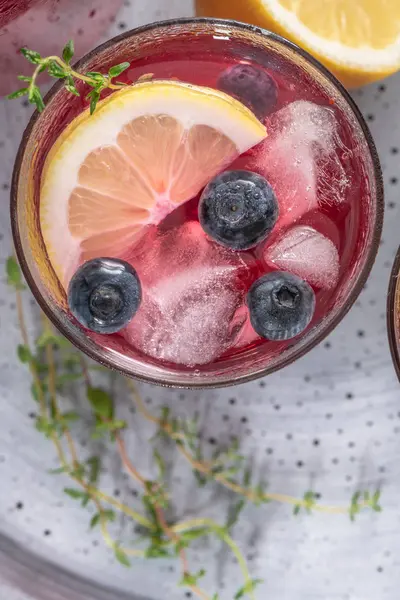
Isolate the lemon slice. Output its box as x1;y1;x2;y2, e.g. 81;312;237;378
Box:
196;0;400;87
40;81;266;287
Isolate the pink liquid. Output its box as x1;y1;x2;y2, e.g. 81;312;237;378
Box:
39;32;372;370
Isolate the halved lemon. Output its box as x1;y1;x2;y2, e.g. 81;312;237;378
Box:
40;81;266;288
196;0;400;87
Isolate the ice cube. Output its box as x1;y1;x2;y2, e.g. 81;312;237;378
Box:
264;225;339;290
240;100;349;229
126;221;213;288
231;305;261;349
123;221;248;366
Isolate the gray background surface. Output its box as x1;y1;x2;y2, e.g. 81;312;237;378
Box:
1;1;400;599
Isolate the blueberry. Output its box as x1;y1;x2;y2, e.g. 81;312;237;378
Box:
247;272;315;341
218;64;278;119
199;170;278;250
68;258;141;334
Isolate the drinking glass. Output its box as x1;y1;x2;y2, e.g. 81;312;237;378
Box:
11;18;384;388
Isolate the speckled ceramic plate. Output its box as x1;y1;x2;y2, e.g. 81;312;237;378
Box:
1;1;400;600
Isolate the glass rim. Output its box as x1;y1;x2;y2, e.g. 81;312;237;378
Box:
10;17;384;389
0;531;140;600
388;245;400;381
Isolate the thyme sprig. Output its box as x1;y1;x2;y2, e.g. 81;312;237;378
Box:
7;40;151;114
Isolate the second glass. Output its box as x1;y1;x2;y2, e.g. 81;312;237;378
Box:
388;247;400;381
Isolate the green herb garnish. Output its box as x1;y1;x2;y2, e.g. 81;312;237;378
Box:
7;40;152;115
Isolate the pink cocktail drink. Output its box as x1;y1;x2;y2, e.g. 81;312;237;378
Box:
11;20;383;387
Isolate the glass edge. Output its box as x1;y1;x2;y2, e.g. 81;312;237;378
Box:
0;532;149;600
10;16;384;390
387;245;400;382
